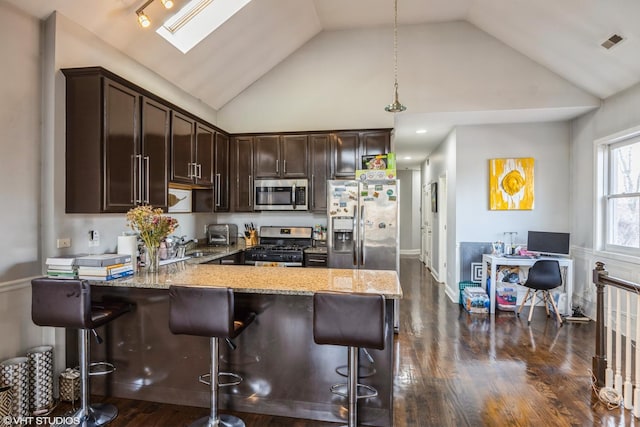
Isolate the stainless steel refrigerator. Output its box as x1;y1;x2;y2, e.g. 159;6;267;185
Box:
327;179;400;329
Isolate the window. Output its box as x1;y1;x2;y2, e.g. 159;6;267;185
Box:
603;136;640;255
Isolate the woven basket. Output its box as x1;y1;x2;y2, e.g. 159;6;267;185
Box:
59;368;80;402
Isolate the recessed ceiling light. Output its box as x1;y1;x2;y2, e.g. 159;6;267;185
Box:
404;156;412;160
416;129;427;134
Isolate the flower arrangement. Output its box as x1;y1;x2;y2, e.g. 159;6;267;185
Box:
126;205;178;271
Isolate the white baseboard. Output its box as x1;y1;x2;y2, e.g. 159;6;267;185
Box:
401;249;421;256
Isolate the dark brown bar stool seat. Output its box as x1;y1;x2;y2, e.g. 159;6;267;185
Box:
169;286;255;427
31;278;132;427
313;291;386;427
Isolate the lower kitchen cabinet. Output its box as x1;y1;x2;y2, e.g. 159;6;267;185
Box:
303;250;328;268
206;252;245;265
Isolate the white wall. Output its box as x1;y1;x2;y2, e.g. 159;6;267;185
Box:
569;81;640;316
0;2;54;363
397;169;421;253
218;21;598;133
455;122;571;244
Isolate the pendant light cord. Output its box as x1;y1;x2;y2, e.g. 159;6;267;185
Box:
393;0;399;87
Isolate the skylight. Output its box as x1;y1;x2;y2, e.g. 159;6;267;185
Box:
156;0;253;54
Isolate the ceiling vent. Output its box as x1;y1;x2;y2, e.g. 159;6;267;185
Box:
601;34;624;50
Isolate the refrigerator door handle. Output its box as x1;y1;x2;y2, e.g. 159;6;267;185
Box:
360;204;365;267
352;204;358;267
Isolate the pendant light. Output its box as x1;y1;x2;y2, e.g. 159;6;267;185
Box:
385;0;407;113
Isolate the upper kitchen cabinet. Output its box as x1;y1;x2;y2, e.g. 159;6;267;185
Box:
254;134;308;178
308;134;332;212
63;67;169;213
232;136;254;212
171;113;214;187
332;130;391;179
214;132;230;211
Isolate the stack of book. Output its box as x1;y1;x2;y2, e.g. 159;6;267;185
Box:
77;254;134;281
46;255;80;279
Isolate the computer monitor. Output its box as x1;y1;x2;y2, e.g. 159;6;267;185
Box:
527;231;570;257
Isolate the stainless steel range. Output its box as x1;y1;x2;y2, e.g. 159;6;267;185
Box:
245;226;313;267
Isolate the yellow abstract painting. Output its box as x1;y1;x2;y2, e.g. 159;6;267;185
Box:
489;158;534;210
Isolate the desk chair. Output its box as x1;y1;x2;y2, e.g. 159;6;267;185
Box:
517;260;563;325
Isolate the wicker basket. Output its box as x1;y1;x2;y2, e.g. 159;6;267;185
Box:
59;368;80;402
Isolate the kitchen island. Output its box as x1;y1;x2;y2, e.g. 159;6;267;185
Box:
80;262;401;426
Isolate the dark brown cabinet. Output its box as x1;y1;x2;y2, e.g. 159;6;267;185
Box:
254;134;308;178
332;130;391;179
171;113;214;187
141;97;170;209
63;68;169;213
232;136;254;212
309;134;332;212
214;133;230;211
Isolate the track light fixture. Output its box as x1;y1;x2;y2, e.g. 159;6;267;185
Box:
136;0;174;28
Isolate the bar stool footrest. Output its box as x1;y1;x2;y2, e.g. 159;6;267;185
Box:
198;372;243;388
330;382;378;400
335;364;376;378
76;362;116;377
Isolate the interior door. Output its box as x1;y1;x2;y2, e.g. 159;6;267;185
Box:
421;184;432;269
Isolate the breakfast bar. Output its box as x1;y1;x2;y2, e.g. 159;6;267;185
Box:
77;262;401;426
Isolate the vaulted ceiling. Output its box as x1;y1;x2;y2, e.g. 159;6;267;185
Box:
6;0;640;168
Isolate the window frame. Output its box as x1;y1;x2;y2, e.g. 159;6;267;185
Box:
595;127;640;259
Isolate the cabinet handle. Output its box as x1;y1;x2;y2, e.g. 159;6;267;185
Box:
284;159;287;174
197;163;202;180
248;174;252;206
276;159;279;174
187;162;193;179
311;174;315;209
131;155;137;204
144;156;150;204
136;154;144;204
215;174;221;207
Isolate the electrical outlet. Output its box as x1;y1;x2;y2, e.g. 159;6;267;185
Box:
88;230;100;247
56;238;71;249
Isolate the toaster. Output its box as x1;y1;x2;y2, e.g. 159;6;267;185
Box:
206;224;238;246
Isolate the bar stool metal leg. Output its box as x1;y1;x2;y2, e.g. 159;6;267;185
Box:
190;337;244;427
347;346;358;427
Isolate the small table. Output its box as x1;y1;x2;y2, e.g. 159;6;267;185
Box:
480;254;574;314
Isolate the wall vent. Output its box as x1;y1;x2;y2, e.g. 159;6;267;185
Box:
601;34;624;50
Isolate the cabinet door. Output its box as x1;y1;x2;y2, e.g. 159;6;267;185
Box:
309;134;331;212
254;135;280;178
233;136;254;212
103;79;139;212
281;135;308;178
333;132;359;178
171;112;195;183
214;132;230;211
141;97;169;210
360;130;390;157
195;123;214;187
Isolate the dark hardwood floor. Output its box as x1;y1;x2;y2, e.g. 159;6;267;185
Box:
50;257;632;426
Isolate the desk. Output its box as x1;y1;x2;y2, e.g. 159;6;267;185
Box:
481;254;573;314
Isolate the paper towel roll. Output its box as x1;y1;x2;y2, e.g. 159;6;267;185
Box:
117;235;138;258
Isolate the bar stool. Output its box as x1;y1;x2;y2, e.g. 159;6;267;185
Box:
169;286;255;427
31;278;132;427
313;291;386;427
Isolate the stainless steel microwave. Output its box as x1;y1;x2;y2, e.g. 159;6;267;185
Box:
254;179;308;211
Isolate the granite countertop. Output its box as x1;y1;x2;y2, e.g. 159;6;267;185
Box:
92;262;402;299
304;246;327;254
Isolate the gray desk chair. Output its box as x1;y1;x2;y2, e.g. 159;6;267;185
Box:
31;278;132;427
313;291;386;427
169;286;255;427
517;260;564;325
